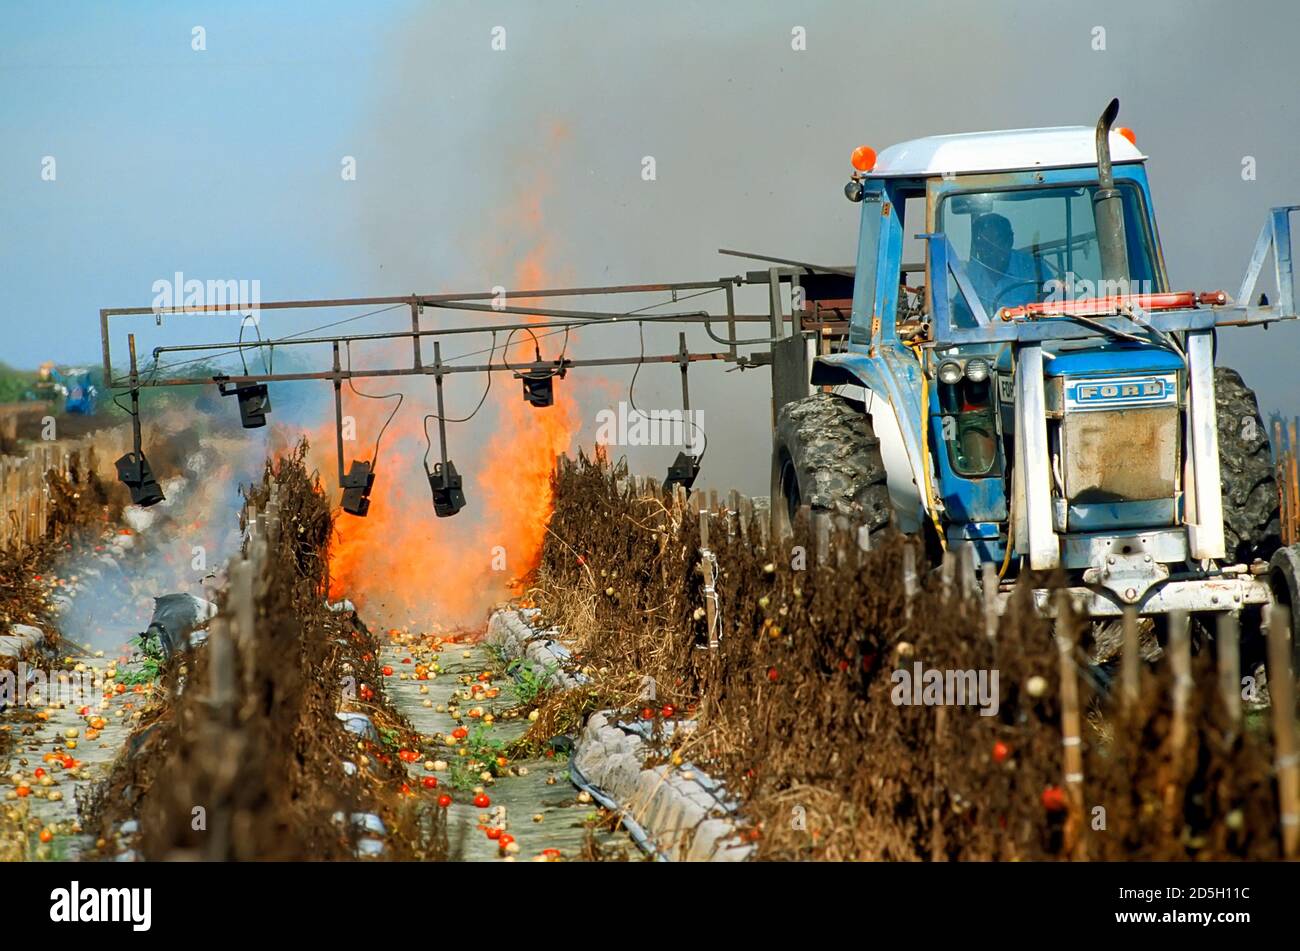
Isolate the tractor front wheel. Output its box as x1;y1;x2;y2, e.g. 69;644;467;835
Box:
773;392;892;531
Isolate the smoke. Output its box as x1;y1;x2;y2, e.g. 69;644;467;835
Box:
49;405;293;654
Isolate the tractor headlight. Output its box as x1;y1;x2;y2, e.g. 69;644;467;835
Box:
938;361;963;385
965;358;990;383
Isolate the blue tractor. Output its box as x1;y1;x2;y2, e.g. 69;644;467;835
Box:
772;100;1299;667
59;367;99;415
31;363;99;415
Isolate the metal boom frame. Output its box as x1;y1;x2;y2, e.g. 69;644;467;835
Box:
98;264;853;497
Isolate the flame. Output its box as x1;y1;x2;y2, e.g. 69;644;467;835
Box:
315;189;579;632
478;241;578;590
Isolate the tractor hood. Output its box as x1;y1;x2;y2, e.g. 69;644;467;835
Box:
1041;344;1183;378
994;342;1183;378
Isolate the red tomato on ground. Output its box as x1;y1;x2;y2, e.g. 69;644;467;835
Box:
1041;786;1067;812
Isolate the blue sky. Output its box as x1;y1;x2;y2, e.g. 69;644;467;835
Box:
1;1;407;368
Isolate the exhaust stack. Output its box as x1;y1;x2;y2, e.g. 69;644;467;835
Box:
1093;98;1130;296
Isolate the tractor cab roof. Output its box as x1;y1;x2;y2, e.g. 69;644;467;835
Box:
869;126;1146;179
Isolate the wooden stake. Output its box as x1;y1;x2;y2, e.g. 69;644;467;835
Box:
207;615;235;717
229;559;257;694
981;562;998;640
958;543;975;600
856;524;871;565
698;509;719;649
1159;610;1193;840
1121;606;1140;710
1267;605;1299;859
1055;590;1087;860
1284;418;1294;550
813;511;830;566
931;703;947;862
1216;612;1241;732
1274;419;1289;545
902;543;917;620
1168;611;1191;760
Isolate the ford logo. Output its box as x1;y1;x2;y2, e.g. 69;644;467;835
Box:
1065;373;1177;411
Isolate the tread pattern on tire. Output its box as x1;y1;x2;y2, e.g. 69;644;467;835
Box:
1215;366;1281;563
775;392;892;530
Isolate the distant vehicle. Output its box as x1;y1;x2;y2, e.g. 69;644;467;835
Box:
60;367;98;415
26;362;98;414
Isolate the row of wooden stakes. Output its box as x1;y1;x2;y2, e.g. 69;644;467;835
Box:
0;434;126;552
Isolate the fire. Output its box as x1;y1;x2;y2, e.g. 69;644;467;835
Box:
480;244;576;591
314;217;579;632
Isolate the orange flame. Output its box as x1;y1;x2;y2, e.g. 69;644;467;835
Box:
313;195;578;632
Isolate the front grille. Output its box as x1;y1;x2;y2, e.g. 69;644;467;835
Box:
1060;406;1180;504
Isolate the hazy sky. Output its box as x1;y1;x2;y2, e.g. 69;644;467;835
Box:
3;0;1299;494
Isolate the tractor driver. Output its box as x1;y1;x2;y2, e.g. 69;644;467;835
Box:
965;212;1040;317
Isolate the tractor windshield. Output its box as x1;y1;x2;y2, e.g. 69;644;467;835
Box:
938;182;1158;325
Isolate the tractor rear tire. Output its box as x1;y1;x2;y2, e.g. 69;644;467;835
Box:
774;392;892;531
1215;366;1281;564
1269;544;1300;676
